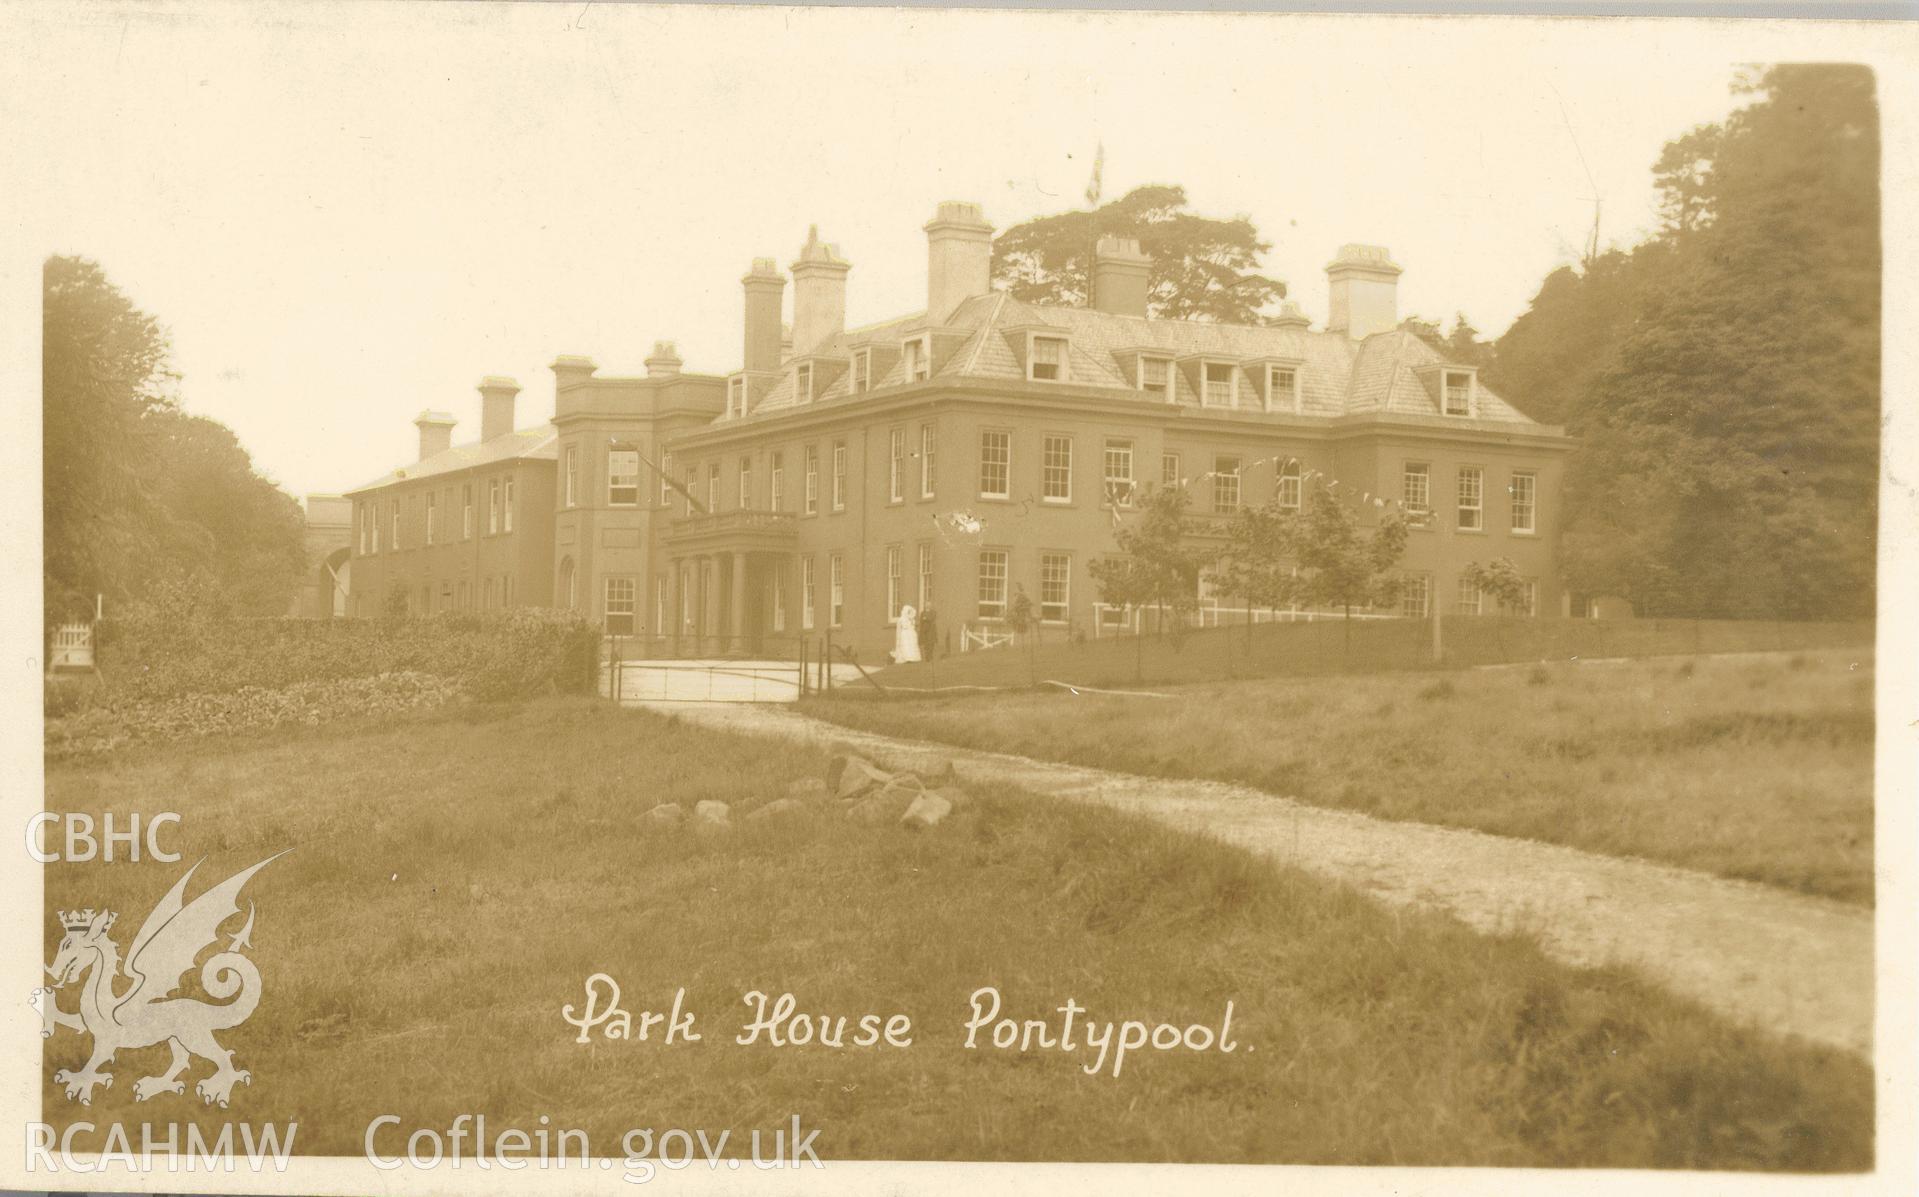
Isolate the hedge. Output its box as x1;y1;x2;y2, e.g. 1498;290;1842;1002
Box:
47;672;462;758
85;609;603;709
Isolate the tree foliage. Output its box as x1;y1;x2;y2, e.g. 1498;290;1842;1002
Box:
1286;482;1410;619
1487;65;1878;618
1006;584;1039;684
44;256;176;620
1088;484;1206;628
992;184;1288;325
1462;558;1530;614
1216;500;1303;617
44;256;307;623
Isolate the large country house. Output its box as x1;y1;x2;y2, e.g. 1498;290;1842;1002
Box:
341;202;1573;659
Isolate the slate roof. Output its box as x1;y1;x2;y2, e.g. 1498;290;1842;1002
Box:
736;292;1542;427
346;426;558;495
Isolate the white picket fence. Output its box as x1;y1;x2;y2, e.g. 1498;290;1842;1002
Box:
958;623;1016;653
1088;603;1396;637
48;622;95;670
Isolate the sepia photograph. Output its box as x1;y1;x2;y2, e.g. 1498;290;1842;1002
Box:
3;4;1913;1194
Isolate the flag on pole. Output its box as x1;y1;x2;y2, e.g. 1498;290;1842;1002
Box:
1084;141;1104;209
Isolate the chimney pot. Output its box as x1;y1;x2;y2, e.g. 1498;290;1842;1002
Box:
412;409;457;461
1091;235;1153;317
1272;299;1312;329
789;226;850;356
475;376;521;443
1325;244;1402;340
924;200;995;323
645;341;683;377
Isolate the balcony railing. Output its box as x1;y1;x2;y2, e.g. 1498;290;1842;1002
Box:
664;508;798;546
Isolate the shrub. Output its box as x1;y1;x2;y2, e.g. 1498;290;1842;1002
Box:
44;677;94;718
46;671;461;757
1418;678;1456;701
1528;665;1552;686
85;609;600;712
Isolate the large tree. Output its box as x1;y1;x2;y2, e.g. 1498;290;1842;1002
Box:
1490;65;1878;618
43;256;306;622
992;184;1288;324
146;411;308;616
44;257;177;620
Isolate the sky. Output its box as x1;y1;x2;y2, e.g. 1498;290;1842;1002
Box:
10;5;1771;500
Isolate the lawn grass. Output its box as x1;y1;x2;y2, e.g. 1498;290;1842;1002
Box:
877;615;1870;691
43;698;1870;1169
809;649;1876;905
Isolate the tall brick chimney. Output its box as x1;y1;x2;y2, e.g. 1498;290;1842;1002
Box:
1326;244;1402;340
789;226;849;357
741;258;786;374
477;376;521;442
1091;236;1152;318
413;410;456;461
924;201;994;323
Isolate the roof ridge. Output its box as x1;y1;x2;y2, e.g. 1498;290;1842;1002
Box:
347;425;559;495
844;309;929;338
960;292;1009;375
1378;332;1404;414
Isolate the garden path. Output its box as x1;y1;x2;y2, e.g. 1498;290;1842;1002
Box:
655;701;1875;1060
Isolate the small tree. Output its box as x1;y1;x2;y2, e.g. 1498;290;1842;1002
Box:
1007;584;1038;686
1090;484;1206;680
1217;500;1301;657
1091;483;1202;630
1462;558;1529;614
1289;482;1410;655
1088;552;1150;681
381;581;411;621
1462;557;1530;656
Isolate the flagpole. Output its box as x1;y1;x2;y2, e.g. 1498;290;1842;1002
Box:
1084;141;1104;309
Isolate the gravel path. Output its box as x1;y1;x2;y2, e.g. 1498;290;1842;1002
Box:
655;701;1874;1060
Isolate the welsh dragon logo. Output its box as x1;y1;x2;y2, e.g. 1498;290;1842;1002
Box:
34;853;284;1108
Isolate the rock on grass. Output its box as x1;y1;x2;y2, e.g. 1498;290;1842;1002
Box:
900;791;952;831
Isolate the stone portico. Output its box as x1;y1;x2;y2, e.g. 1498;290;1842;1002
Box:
661;510;799;656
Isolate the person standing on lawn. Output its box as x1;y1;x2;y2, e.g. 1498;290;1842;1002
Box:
894;605;922;664
918;603;938;660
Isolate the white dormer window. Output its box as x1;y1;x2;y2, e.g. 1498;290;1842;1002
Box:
1138;355;1173;402
904;336;931;383
728;375;746;417
1203;361;1238;408
853;348;871;393
1444;370;1474;417
795;363;813;403
1266;365;1300;413
1029;335;1068;382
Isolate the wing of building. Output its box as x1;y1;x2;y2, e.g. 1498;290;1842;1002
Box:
340;202;1572;656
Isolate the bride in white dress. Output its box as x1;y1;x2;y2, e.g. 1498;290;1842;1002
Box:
893;605;922;664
